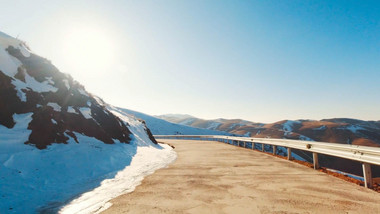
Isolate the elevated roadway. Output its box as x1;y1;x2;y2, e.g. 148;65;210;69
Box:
103;140;380;214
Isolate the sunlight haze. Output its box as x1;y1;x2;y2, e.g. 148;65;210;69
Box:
1;0;379;123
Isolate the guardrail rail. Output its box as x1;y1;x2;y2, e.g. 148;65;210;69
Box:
154;135;380;189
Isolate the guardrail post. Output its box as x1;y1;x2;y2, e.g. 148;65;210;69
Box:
261;144;265;152
287;148;292;160
273;145;276;155
313;153;319;170
362;163;373;188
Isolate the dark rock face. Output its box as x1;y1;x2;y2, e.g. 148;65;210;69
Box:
0;44;139;149
139;119;157;144
0;71;21;128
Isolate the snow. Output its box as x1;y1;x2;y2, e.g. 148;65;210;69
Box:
207;122;222;130
313;125;327;131
115;108;229;136
0;32;178;214
78;88;89;96
227;123;244;131
0;32;31;59
157;114;195;122
343;125;365;133
47;102;62;112
93;96;106;106
11;71;59;100
19;43;31;57
51;119;58;125
0;42;20;77
16;88;27;102
0;110;177;213
178;118;196;125
282;120;301;132
67;106;77;114
59;143;176;214
282;120;302;137
45;77;54;85
62;79;70;90
0;31;12;38
0;113;33;155
0;35;58;102
79;107;92;119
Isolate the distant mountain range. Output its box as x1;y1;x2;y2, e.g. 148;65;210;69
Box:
120;109;229;136
157;114;380;147
156;114;380;177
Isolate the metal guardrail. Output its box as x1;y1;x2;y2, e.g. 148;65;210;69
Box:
154;135;380;188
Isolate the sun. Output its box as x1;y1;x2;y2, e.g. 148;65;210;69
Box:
62;25;116;76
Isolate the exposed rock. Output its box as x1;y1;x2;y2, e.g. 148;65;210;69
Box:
0;33;160;149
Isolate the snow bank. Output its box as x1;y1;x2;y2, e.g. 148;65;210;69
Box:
0;110;177;213
59;143;176;214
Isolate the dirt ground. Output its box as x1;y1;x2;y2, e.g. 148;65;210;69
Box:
102;140;380;214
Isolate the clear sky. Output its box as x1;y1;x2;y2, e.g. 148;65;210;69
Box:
1;0;379;123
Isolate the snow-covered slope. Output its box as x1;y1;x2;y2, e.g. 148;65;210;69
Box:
157;114;264;134
0;31;176;213
118;108;229;136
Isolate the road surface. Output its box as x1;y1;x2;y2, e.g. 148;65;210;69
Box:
102;140;380;214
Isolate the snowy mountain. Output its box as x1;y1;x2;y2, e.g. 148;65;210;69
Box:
157;114;263;133
154;113;196;124
158;115;380;147
119;108;228;136
0;31;176;213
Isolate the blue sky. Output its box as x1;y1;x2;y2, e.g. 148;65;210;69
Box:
1;0;379;122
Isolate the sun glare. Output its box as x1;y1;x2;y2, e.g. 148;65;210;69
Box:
62;26;116;75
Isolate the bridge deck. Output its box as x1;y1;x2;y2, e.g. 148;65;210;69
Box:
103;140;380;214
